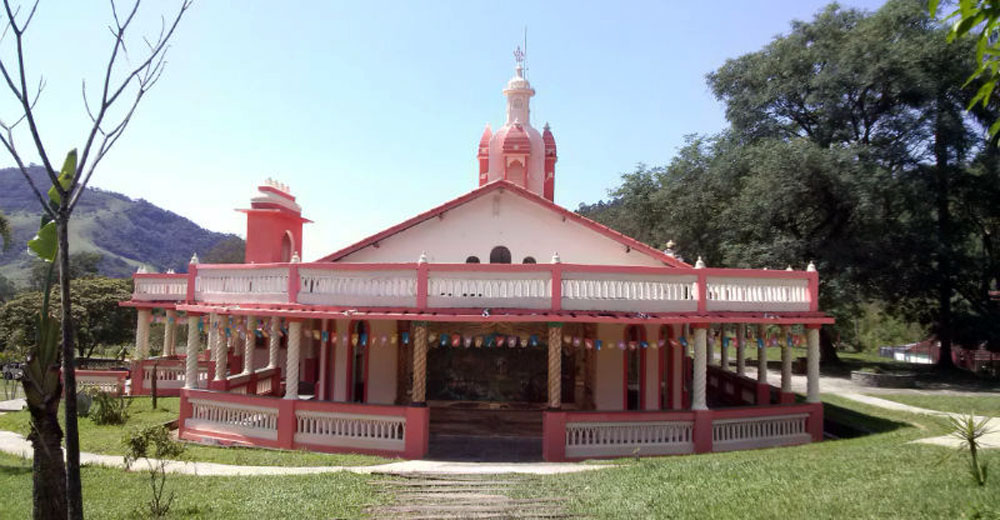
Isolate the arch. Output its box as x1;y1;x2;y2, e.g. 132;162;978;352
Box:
623;325;646;411
489;246;512;264
280;231;294;262
347;320;370;403
465;256;481;264
505;159;525;186
522;256;536;264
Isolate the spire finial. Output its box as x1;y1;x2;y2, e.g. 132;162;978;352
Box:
806;261;817;272
189;253;199;265
694;256;706;269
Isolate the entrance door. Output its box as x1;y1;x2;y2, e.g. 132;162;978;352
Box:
348;321;369;403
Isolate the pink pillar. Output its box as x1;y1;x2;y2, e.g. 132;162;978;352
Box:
403;406;430;459
693;410;713;453
542;411;567;462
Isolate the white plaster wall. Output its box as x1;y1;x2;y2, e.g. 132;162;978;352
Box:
594;323;624;411
365;320;398;404
337;190;665;267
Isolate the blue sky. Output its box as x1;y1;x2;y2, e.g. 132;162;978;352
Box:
1;0;887;260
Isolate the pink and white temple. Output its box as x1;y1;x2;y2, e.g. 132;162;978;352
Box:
119;56;833;462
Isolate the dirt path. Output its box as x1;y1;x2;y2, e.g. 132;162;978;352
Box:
366;473;573;519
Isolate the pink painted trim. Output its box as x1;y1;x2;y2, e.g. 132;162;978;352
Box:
257;185;297;202
133;273;188;279
288;264;300;304
316;180;691;268
550;264;562;312
696;272;707;314
186;263;197;304
416;264;428;308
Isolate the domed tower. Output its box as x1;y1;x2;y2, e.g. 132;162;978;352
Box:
542;122;557;200
477;50;556;201
477;124;492;186
239;179;310;263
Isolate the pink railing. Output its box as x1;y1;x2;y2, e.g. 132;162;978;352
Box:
133;261;820;315
178;388;429;458
543;402;822;461
131;357;214;396
208;367;281;397
706;365;793;406
63;369;128;396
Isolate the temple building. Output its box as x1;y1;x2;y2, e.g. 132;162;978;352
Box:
121;54;832;461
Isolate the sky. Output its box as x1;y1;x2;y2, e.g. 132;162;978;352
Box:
0;0;888;260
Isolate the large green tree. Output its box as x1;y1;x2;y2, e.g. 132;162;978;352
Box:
581;0;1000;364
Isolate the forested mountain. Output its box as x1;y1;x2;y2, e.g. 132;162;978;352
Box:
0;165;241;286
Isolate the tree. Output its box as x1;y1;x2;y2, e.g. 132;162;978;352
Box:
581;0;1000;364
930;0;1000;139
0;209;10;250
0;2;191;517
0;273;15;303
28;251;103;291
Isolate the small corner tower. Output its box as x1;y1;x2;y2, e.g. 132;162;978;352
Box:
477;47;556;201
239;179;311;263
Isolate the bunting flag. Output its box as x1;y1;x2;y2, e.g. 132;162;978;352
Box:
640;340;649;349
351;333;359;346
563;335;572;345
595;339;603;351
572;337;581;348
360;332;368;346
496;335;506;347
657;338;666;348
584;338;594;350
321;331;329;342
451;334;461;348
669;339;681;349
787;334;794;347
391;334;398;345
312;330;321;340
618;341;626;350
254;329;262;338
722;336;730;348
464;336;473;348
474;336;483;348
679;337;688;347
401;331;410;345
757;337;765;348
530;334;539;347
428;333;438;344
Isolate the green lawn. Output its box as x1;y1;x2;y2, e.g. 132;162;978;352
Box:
0;397;391;467
512;394;998;520
0;451;383;519
873;393;1000;417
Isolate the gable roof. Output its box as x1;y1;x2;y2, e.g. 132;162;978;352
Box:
317;180;691;268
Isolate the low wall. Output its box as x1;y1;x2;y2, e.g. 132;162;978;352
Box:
178;389;429;459
543;402;822;462
131;357;214;396
64;369;128;396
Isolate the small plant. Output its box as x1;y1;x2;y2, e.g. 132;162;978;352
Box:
123;425;185;519
88;390;131;425
943;413;993;486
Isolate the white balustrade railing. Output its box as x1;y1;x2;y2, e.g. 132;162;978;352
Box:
141;363;208;390
297;268;417;307
195;267;289;304
712;413;810;452
294;410;406;451
561;273;698;312
427;272;551;309
187;398;279;440
76;375;125;395
565;420;694;458
706;277;810;312
255;376;273;396
133;276;187;302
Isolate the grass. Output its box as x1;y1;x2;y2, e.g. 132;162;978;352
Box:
0;451;384;519
0;396;391;467
511;394;999;520
873;393;1000;417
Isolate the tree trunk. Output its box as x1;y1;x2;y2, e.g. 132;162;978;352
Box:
819;326;841;365
26;388;67;520
933;94;956;371
58;216;84;519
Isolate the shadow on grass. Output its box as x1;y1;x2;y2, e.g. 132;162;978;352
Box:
0;462;32;476
823;400;908;439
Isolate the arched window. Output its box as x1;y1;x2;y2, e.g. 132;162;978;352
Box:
280;231;294;262
489;246;511;264
522;256;536;264
465;256;481;264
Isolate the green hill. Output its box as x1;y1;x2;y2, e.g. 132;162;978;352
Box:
0;165;240;286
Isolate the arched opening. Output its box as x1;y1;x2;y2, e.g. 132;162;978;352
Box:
522;256;536;264
280;231;294;262
348;321;370;403
505;160;525;186
465;256;481;264
624;325;645;411
489;246;511;264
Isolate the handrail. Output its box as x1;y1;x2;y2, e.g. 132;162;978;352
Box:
130;261;821;315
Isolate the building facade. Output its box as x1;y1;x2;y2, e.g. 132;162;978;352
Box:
122;58;832;462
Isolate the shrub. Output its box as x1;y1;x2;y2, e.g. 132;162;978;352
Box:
123;425;185;519
88;390;131;425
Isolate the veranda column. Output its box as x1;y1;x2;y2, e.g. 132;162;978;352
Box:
243;315;256;375
184;314;201;389
547;323;563;409
411;322;428;404
691;325;708;411
780;325;792;394
720;325;729;371
736;323;747;376
135;308;151;360
285;320;302;399
267;317;280;369
164;310;177;357
806;325;820;403
211;314;225;381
